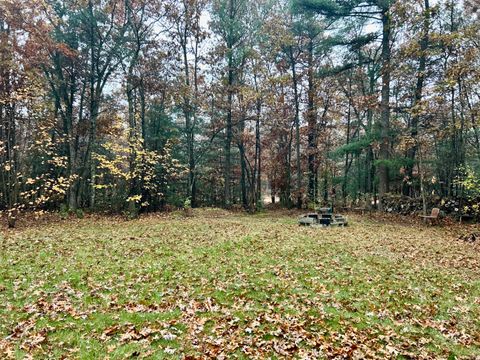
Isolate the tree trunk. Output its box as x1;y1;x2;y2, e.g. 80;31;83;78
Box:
180;12;197;208
223;0;235;208
255;97;262;206
238;95;248;209
365;66;376;196
404;0;430;197
224;56;233;208
342;73;352;203
252;73;262;210
377;8;391;211
126;52;139;208
307;39;317;204
289;46;302;209
87;0;98;209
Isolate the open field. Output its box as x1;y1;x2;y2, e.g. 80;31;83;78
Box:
1;210;479;359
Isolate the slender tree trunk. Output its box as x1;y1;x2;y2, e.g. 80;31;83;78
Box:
180;12;197;207
343;81;352;203
405;0;430;197
418;143;427;219
252;71;262;210
377;8;391;211
87;0;98;209
140;77;146;142
224;55;233;208
458;78;466;167
450;87;456;196
307;39;317;204
0;22;18;226
365;66;375;196
289;46;302;208
448;2;457;197
223;0;235;208
126;51;139;205
74;79;87;208
255;97;262;206
191;21;201;208
238;94;248;209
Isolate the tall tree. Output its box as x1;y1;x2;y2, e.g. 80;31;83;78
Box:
403;0;431;196
298;0;393;210
167;0;207;207
211;0;249;207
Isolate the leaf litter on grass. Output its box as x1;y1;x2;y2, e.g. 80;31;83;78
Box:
0;210;479;359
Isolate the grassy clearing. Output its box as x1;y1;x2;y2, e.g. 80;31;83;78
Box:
0;209;479;359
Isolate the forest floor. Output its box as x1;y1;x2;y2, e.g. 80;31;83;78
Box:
0;209;479;359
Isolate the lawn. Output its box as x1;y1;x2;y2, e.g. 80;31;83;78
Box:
0;210;479;359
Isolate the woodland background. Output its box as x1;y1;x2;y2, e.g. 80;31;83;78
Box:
1;0;480;225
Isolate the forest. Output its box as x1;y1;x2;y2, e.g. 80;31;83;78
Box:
1;0;479;225
1;1;480;358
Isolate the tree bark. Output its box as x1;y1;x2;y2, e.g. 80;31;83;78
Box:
289;46;302;209
377;8;391;211
223;0;235;208
307;38;317;204
404;0;430;197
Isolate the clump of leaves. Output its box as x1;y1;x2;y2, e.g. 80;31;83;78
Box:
455;166;480;217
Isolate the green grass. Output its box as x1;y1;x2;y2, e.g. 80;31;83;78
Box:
0;210;479;359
